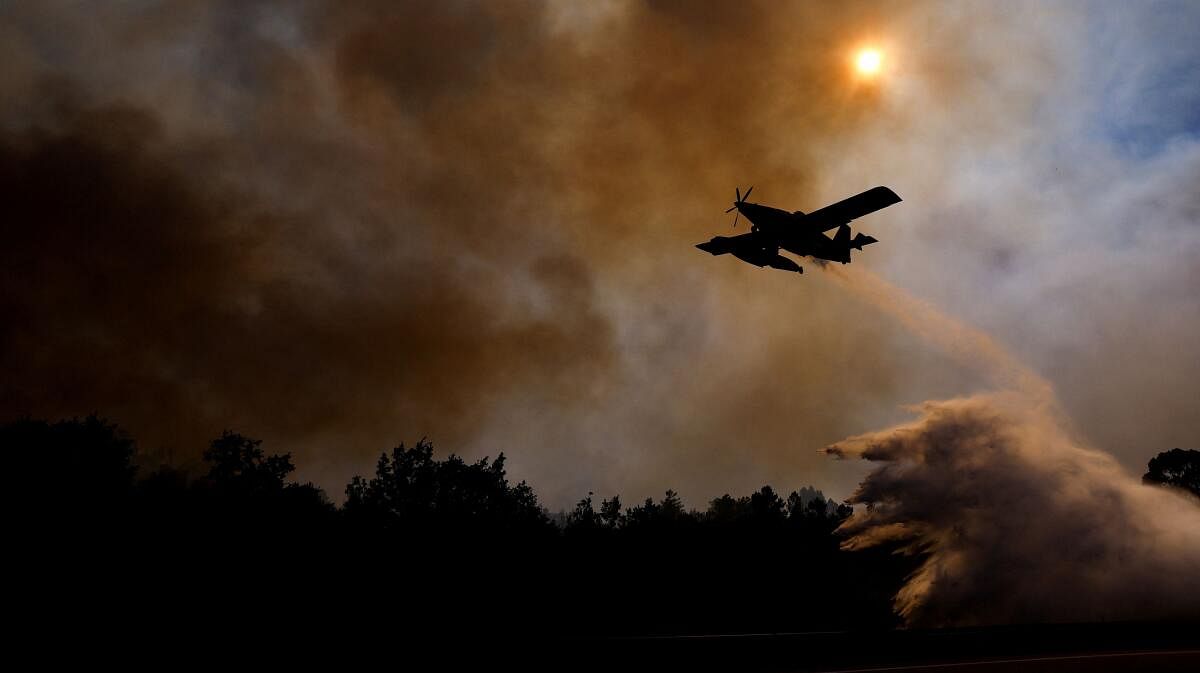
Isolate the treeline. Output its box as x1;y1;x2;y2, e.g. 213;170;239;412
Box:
2;414;856;540
3;415;914;637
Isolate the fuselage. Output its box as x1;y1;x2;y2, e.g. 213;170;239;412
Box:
735;202;851;263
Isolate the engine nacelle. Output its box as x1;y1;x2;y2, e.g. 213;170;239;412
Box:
767;255;803;273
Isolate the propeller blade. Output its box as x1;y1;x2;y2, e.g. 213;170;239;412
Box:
732;211;740;229
725;205;737;213
742;186;753;202
735;187;741;203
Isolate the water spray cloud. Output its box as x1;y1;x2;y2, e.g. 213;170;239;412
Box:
821;266;1200;626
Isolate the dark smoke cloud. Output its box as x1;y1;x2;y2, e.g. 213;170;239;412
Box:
0;96;613;478
3;1;1199;513
0;1;940;503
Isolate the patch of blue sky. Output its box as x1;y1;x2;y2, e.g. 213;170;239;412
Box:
1081;0;1200;158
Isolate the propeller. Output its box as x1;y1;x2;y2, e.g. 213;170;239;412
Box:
725;186;754;228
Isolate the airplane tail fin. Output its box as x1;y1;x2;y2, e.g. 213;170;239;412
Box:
833;225;852;263
834;224;851;245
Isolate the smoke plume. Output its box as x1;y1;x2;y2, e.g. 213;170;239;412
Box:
0;1;940;504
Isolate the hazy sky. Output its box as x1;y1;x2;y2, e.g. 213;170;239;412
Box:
2;1;1199;508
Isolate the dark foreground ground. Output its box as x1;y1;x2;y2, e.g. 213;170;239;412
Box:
561;622;1200;672
15;613;1197;670
10;560;1199;671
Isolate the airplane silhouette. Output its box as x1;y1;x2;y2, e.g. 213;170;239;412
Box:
695;186;901;274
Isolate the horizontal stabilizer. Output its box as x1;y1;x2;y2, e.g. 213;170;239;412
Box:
852;233;878;250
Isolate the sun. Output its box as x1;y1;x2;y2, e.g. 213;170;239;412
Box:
855;48;883;76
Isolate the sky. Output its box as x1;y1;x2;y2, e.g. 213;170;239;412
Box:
2;0;1200;510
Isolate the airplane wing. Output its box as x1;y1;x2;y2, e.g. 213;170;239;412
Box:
803;186;901;233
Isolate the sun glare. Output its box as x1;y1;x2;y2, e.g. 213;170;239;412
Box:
855;48;883;76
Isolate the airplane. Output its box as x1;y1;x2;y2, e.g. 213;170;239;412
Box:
695;186;901;274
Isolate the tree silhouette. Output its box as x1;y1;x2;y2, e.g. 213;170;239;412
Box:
1144;448;1200;497
566;492;601;533
204;431;295;493
0;415;136;530
749;485;787;523
622;489;698;533
706;493;745;524
659;489;686;519
599;495;623;528
344;438;552;537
